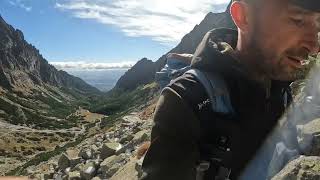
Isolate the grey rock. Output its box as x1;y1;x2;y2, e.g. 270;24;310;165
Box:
91;144;100;154
135;156;145;178
58;153;70;170
95;136;104;143
92;177;102;180
80;162;97;180
43;172;54;179
132;126;142;134
117;142;134;155
105;163;122;178
100;142;122;159
132;130;149;145
71;163;84;172
68;171;81;180
69;157;81;168
62;175;68;180
100;155;125;177
272;156;320;180
298;118;320;155
65;167;71;174
120;134;134;144
267;142;299;179
79;148;93;160
53;173;63;180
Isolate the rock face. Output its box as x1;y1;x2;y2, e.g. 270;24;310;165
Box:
0;15;99;93
114;2;235;91
272;156;320;180
115;58;155;91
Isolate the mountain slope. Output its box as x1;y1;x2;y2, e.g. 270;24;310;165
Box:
0;15;100;129
0;15;99;94
115;2;235;91
0;15;104;175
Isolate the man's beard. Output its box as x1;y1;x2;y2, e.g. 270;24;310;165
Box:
247;39;306;81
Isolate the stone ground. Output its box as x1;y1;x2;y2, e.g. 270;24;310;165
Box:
22;99;156;180
0;108;106;176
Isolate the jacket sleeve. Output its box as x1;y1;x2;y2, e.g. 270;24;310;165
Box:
140;86;201;180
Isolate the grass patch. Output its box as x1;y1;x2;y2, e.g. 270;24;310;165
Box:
90;82;159;115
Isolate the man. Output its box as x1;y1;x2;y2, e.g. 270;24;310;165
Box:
141;0;320;179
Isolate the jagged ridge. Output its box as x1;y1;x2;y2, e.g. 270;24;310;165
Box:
115;3;235;91
0;15;99;94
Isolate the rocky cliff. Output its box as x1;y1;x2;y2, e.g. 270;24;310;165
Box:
115;2;235;91
115;58;155;91
0;15;99;94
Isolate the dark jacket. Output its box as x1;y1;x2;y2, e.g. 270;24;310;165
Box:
141;29;291;180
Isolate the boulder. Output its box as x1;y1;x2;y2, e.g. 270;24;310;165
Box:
79;148;93;160
53;173;64;180
69;157;81;168
91;144;100;155
298;118;320;155
272;156;320;180
106;163;122;178
100;155;125;177
68;171;81;180
58;153;70;170
43;172;54;179
132;130;149;145
100;142;122;159
132;126;142;134
109;158;139;180
135;156;145;178
92;177;102;180
62;175;68;180
58;149;81;169
120;134;134;144
267;142;299;178
71;163;84;172
80;162;97;180
95;136;104;143
116;142;133;155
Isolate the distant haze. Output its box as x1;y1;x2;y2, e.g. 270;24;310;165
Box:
50;61;133;91
50;61;135;70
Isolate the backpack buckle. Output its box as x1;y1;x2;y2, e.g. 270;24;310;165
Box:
197;161;211;172
215;167;231;180
196;161;211;180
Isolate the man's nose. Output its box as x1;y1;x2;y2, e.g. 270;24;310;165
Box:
302;25;320;55
301;37;319;55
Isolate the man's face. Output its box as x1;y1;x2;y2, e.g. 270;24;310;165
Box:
246;0;320;81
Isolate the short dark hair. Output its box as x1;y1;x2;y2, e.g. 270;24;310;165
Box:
232;0;260;7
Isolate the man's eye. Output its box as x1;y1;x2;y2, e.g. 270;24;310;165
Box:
290;17;305;27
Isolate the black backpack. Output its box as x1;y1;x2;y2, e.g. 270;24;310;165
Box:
169;69;292;180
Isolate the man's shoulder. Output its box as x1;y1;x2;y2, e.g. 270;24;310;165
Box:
165;72;207;99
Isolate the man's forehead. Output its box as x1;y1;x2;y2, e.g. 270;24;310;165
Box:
287;1;320;20
289;0;320;12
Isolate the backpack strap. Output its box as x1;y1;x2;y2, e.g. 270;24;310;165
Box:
185;69;234;115
167;68;235;180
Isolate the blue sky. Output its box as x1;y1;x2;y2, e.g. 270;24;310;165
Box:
0;0;229;69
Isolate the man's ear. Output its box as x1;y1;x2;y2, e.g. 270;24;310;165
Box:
230;1;250;32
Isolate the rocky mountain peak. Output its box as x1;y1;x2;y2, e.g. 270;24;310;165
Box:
114;2;236;91
115;58;155;91
0;15;99;94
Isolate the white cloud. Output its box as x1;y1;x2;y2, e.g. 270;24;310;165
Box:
8;0;32;12
50;61;136;70
55;0;230;44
